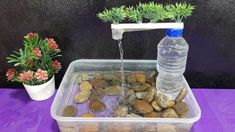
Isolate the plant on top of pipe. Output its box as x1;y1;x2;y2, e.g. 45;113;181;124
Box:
165;2;195;22
97;6;127;24
97;2;195;23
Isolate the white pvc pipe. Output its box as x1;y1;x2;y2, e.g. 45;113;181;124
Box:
111;23;184;31
111;22;184;40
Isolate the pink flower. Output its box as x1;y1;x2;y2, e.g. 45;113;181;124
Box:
33;47;42;58
52;60;62;69
47;38;59;50
18;70;34;81
6;69;15;80
24;32;37;39
35;69;48;81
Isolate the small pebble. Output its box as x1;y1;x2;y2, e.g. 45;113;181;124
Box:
89;100;106;112
104;85;122;96
162;108;179;118
147;71;156;79
127;74;136;83
175;88;187;102
90;78;109;89
144;112;162;118
135;92;147;99
111;78;122;85
94;73;102;79
73;90;91;103
62;105;77;117
121;92;136;106
130;84;149;92
102;73;116;81
126;113;143;118
114;105;128;117
89;88;105;101
81;113;95;117
173;102;189;116
81;74;89;81
132;100;153;114
156;94;175;108
146;78;156;87
151;101;162;112
144;87;156;102
135;73;146;83
79;81;92;91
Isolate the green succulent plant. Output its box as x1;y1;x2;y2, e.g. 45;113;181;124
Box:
97;6;127;24
126;7;143;23
138;2;166;23
165;3;195;22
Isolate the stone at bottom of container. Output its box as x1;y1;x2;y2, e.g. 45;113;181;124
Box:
62;105;77;117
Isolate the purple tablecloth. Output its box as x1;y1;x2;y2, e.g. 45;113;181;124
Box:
0;88;235;132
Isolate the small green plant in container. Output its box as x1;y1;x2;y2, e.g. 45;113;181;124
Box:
6;32;62;101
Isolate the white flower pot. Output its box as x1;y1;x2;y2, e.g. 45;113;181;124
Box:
23;76;55;101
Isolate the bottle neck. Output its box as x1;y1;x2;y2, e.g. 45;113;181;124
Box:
165;29;183;37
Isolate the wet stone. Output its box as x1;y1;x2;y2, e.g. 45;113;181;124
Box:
90;78;109;89
104;85;122;96
89;88;105;101
130;83;149;92
156;94;175;109
144;87;156;102
135;73;146;83
111;78;122;86
146;71;157;79
151;101;162;112
81;113;95;117
144;112;162;118
162;108;179;118
94;73;102;79
73;90;91;103
81;74;89;81
132;100;153;114
175;88;187;102
146;78;156;87
62;105;77;117
89;100;106;112
126;113;143;118
121;91;136;106
102;73;116;81
127;74;136;83
79;81;92;91
173;102;189;116
114;105;128;117
135;92;147;99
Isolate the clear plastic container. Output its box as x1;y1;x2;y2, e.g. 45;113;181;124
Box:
51;59;201;132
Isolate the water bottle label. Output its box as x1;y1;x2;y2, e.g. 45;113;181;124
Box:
165;29;183;37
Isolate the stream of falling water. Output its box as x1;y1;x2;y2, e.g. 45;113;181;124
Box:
118;39;125;98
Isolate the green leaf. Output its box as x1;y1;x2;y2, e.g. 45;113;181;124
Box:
97;6;127;24
165;3;195;22
138;2;166;23
126;7;143;23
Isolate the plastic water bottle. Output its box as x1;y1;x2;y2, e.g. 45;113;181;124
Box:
156;29;189;98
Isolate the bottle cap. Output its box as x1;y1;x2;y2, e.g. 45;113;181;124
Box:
165;29;183;37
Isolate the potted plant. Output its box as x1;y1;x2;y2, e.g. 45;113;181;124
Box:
6;32;62;101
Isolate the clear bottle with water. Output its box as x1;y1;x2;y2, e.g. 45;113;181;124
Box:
157;29;189;98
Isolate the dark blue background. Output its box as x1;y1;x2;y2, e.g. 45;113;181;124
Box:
1;0;234;88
